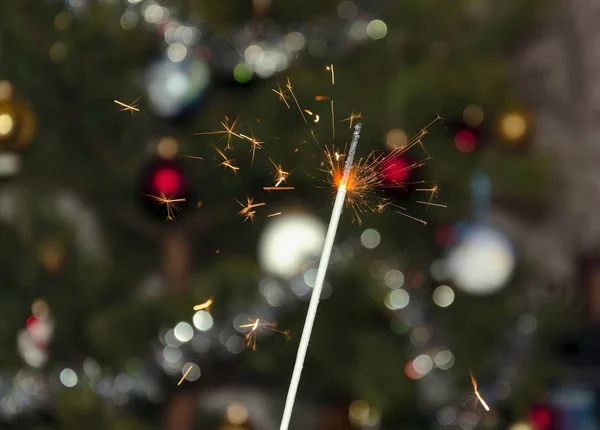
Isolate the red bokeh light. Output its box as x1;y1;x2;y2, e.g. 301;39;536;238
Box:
26;315;38;330
454;130;477;153
530;406;552;429
152;167;182;195
382;155;410;184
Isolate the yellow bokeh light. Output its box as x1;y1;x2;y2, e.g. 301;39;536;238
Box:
226;402;248;425
0;114;14;137
500;112;527;142
157;136;178;159
386;128;408;149
366;20;388;40
348;399;370;424
463;105;484;128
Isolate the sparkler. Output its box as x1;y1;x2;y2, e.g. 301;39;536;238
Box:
114;96;142;115
239;318;291;350
279;123;362;430
469;371;490;411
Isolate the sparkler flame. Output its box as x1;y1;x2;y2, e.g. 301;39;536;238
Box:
470;371;491;411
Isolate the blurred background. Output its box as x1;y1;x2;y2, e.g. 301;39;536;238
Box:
1;0;598;429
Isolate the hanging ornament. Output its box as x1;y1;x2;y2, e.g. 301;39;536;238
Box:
0;81;36;153
447;173;515;295
145;56;211;118
447;225;515;295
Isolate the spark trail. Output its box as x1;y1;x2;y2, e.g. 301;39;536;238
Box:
279;123;362;430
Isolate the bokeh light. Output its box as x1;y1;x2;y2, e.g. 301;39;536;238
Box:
366;20;388;40
433;349;455;370
174;322;194;342
360;228;381;249
59;368;78;387
386;128;408;149
432;285;455;307
258;213;326;279
385;289;410;309
193;310;213;331
233;63;253;83
500;112;528;142
227;402;248;425
463;105;484;128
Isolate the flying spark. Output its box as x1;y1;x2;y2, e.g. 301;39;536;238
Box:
142;192;186;221
239;318;291;351
264;187;295;191
178;365;194;386
268;212;282;217
213;144;240;173
326;64;335;85
340;110;362;129
114;96;142;115
285;78;307;123
269;158;290;187
193;298;213;312
273;82;291;109
239;128;264;165
235;196;266;223
470;371;490;412
195;117;243;150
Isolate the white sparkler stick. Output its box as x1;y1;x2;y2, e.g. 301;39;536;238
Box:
279;123;362;430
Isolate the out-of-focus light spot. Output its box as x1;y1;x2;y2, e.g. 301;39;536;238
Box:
83;357;101;379
448;226;515;295
348;399;369;425
517;313;537;334
254;50;288;78
258;213;325;279
410;326;431;346
0;114;14;136
459;410;480;430
492;380;511;400
192;334;211;353
163;346;182;363
227;402;248;425
128;0;143;3
508;422;534;430
360;228;381;249
385;289;409;309
54;11;72;30
59;368;78;387
285;32;306;51
454;130;476;153
244;45;264;65
193;310;213;331
157;136;178;159
174;322;194;342
233;63;253;83
413;355;433;376
385;269;404;289
438;406;458;425
404;360;423;380
500;112;527;142
115;373;133;393
164;329;182;347
386;128;408;150
337;0;357;20
366;20;388;40
430;259;449;281
167;43;187;62
49;42;68;63
369;260;388;279
120;11;139;30
463;105;484;128
434;349;454;370
143;4;167;24
433;285;455;307
181;362;201;382
303;267;318;287
181;27;200;45
348;21;369;41
226;335;245;354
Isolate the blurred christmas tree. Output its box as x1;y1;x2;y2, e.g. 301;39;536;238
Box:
0;0;561;429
